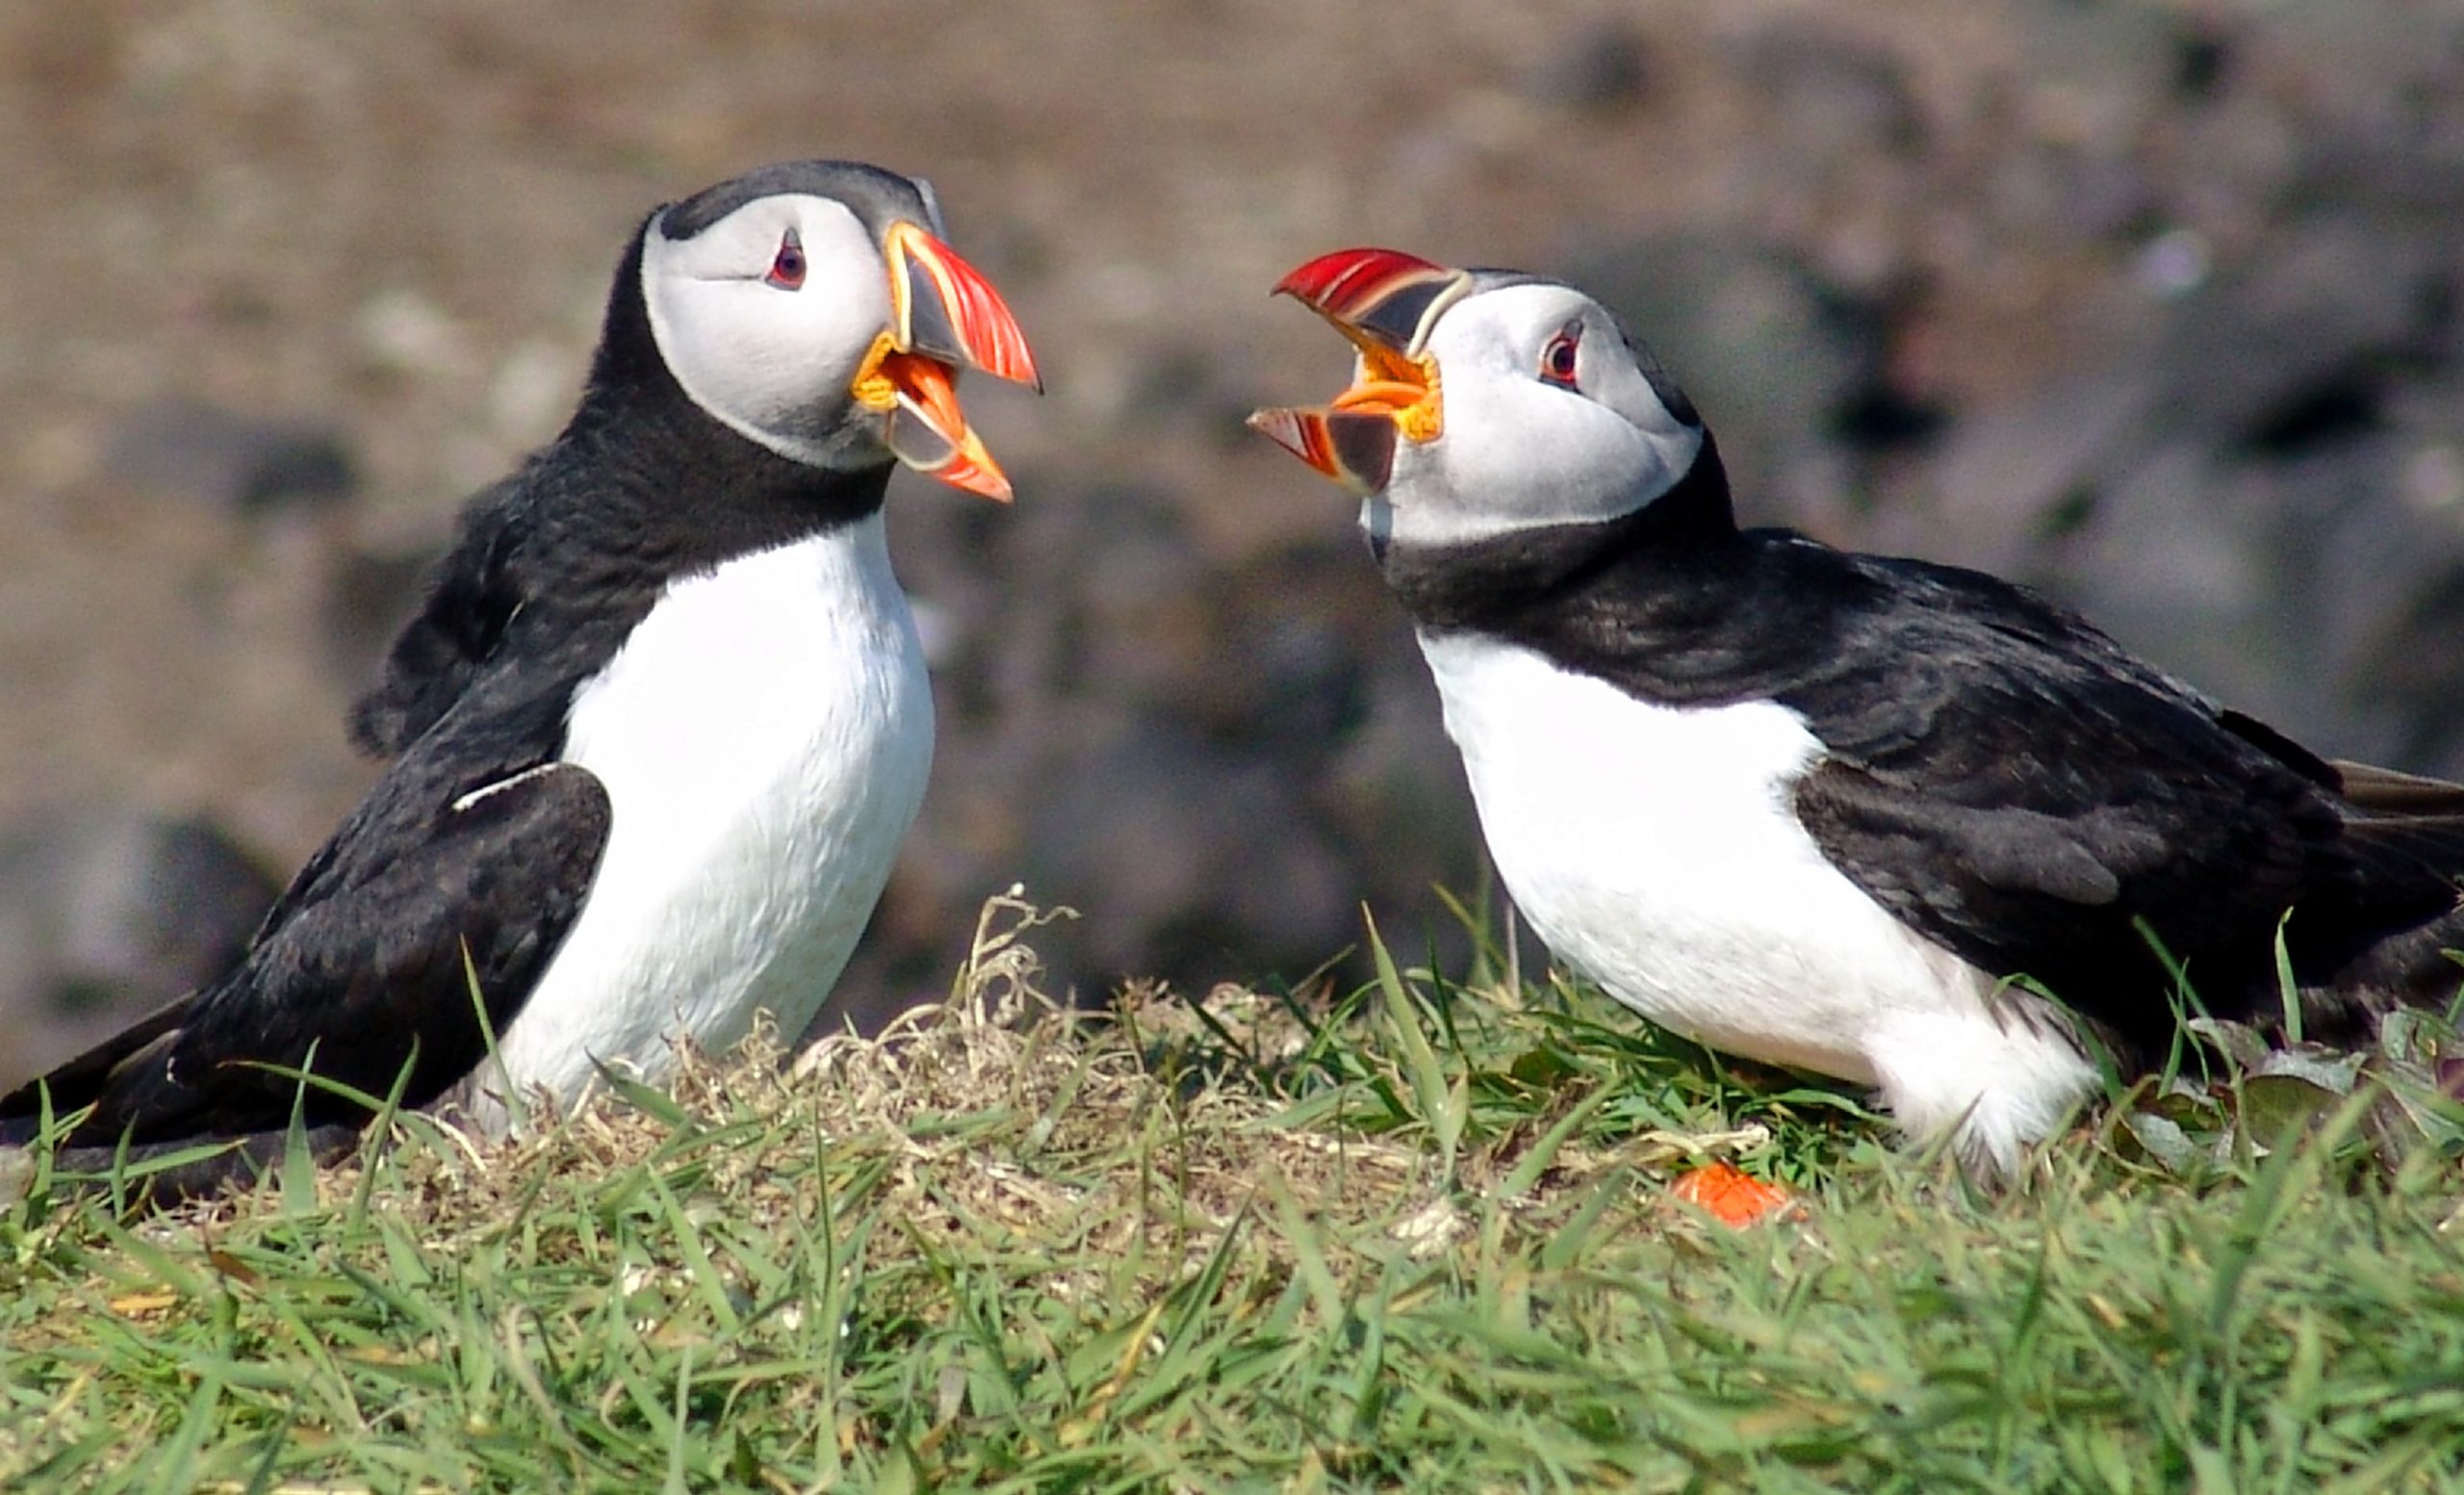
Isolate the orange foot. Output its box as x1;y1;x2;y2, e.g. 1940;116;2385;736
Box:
1670;1162;1795;1227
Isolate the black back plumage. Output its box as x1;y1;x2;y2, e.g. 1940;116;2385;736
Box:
1381;437;2464;1065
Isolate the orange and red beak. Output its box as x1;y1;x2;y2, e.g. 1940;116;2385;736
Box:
1247;246;1469;493
851;220;1041;502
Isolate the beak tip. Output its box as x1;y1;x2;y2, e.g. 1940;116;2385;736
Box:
961;450;1016;503
932;463;1014;503
1245;406;1303;459
996;347;1045;394
975;340;1042;393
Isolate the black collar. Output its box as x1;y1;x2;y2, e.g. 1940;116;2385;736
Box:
1377;433;1743;638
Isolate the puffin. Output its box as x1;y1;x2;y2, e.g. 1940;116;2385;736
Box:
0;160;1040;1180
1250;245;2464;1176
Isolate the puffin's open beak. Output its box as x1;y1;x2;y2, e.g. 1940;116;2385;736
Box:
1246;246;1469;494
852;221;1041;503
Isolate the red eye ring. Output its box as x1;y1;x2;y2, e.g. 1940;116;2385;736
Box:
765;228;807;291
1539;325;1581;389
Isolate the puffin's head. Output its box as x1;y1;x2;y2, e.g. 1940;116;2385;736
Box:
1249;247;1705;551
637;160;1040;501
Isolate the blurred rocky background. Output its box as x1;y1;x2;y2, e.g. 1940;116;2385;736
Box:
7;2;2464;1085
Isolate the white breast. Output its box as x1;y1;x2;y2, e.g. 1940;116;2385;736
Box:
1415;630;2097;1173
480;512;933;1115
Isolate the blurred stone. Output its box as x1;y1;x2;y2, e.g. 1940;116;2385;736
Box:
885;490;1014;715
1170;541;1374;760
1732;23;1924;158
1052;488;1219;714
1827;286;1953;455
2056;154;2166;245
1923;210;2455;561
1124;344;1273;451
104;399;359;514
490;338;580;446
1023;718;1355;986
1918;371;2161;574
2135;228;2213;298
0;808;279;1092
2161;216;2443;450
2017;3;2182;140
2170;20;2235;103
354;287;475;378
1526;23;1653;115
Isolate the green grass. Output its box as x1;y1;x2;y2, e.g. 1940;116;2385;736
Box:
4;894;2462;1492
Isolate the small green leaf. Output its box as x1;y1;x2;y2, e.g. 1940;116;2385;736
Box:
2250;1044;2366;1094
2185;1017;2268;1073
2238;1072;2345;1145
2374;1007;2449;1068
2119;1109;2200;1174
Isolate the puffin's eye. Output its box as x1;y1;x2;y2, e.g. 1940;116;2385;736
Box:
764;228;807;290
1539;324;1582;389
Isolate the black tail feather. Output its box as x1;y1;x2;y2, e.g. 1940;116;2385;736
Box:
0;994;193;1142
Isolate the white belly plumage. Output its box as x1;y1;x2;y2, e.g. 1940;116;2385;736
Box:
1414;630;2097;1173
480;513;932;1116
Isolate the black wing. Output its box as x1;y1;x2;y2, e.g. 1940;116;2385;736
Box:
349;476;533;758
0;759;608;1148
1781;553;2451;1055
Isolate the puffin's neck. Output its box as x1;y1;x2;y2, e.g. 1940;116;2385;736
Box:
1377;433;1742;636
550;223;896;578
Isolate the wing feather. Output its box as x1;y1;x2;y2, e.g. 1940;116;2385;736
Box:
1;761;607;1147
